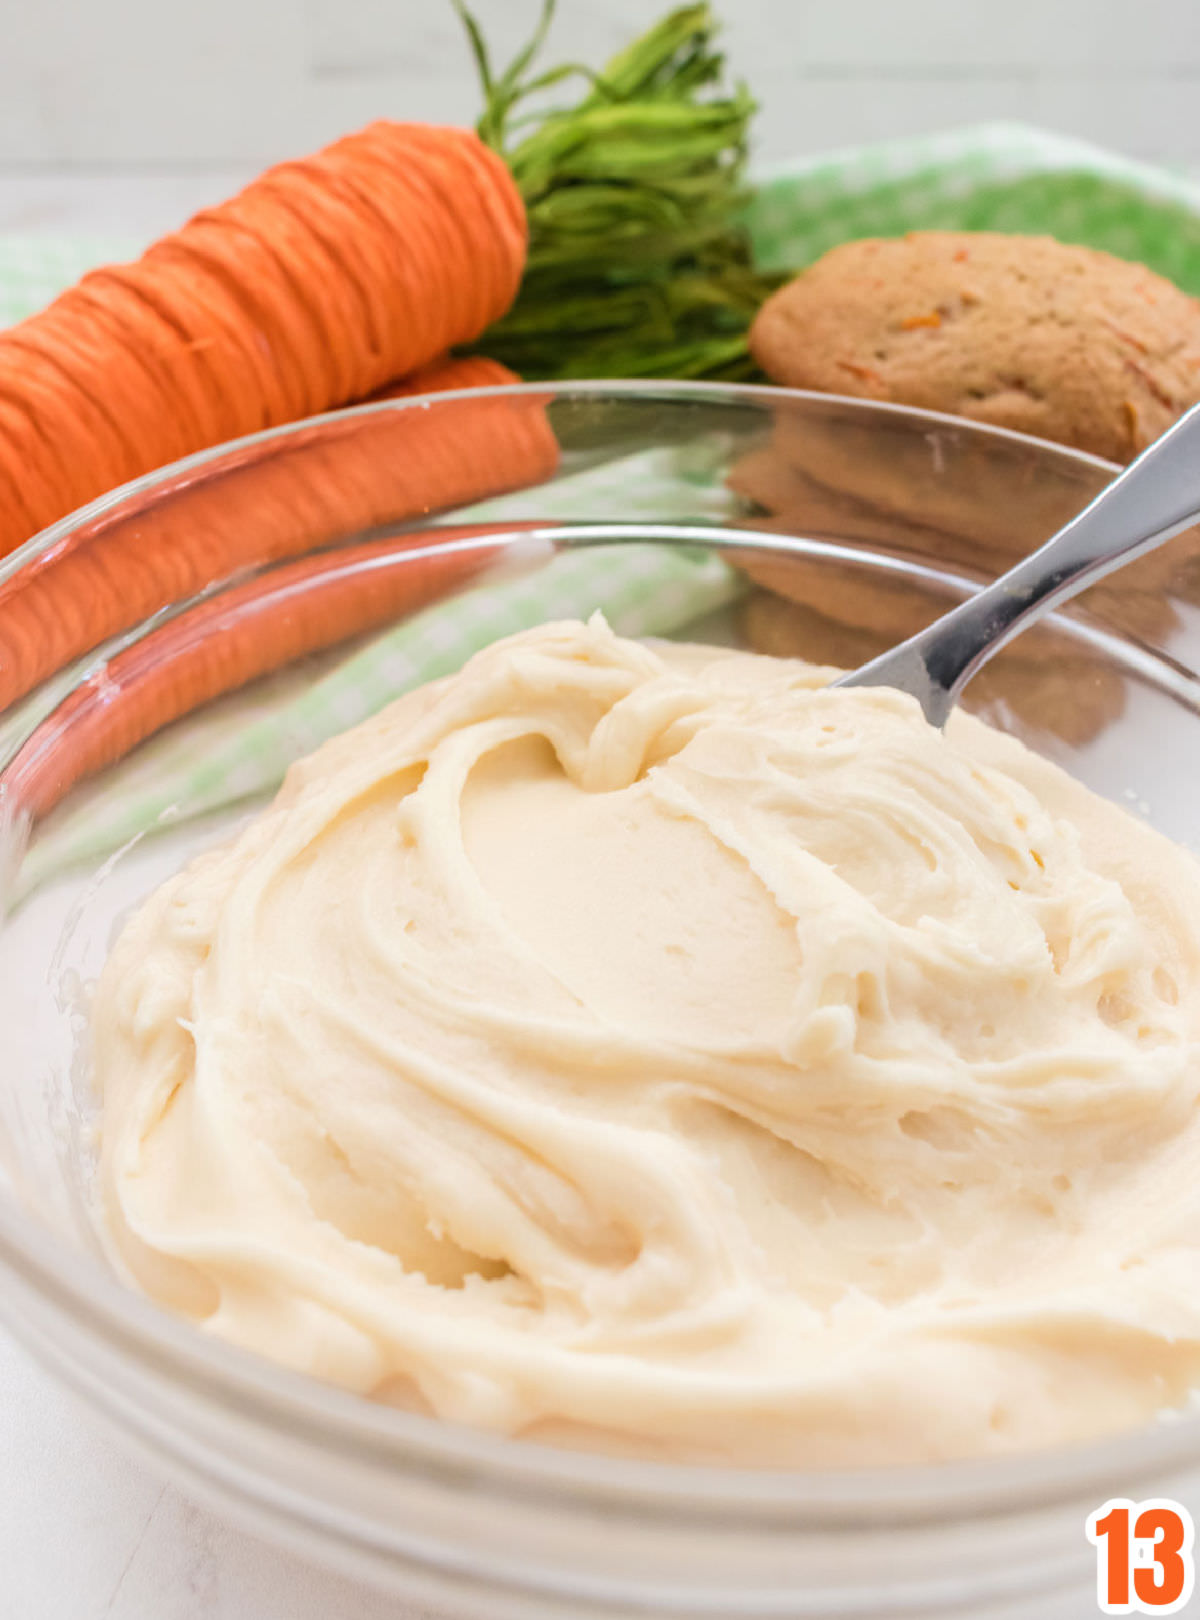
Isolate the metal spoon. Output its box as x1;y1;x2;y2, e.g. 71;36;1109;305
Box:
834;400;1200;725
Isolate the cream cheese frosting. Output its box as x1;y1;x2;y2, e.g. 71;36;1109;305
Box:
93;617;1200;1465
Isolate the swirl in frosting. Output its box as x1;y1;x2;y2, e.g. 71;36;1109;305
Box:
94;618;1200;1465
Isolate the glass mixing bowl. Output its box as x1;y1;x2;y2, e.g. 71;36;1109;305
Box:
1;382;1199;1619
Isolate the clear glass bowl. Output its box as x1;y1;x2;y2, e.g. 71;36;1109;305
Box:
1;381;1198;1619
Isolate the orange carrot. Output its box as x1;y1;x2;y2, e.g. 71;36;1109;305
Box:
5;520;540;820
0;354;558;714
0;121;527;559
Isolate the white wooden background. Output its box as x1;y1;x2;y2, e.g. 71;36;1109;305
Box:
2;0;1199;174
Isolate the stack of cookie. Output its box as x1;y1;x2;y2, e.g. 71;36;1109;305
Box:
737;232;1200;743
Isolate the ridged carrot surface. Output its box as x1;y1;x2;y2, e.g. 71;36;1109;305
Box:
7;519;537;820
0;121;527;559
0;354;558;714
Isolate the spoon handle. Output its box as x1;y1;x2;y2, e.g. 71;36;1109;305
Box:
837;400;1200;725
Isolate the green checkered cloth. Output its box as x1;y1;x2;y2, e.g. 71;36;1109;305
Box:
744;122;1200;290
6;121;1200;889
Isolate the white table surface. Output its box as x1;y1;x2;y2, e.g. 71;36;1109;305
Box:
0;170;428;1620
0;1333;420;1620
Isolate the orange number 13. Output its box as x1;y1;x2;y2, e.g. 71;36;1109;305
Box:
1087;1498;1195;1615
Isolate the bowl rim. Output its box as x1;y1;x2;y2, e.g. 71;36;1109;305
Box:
4;375;1193;1530
0;376;1121;595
